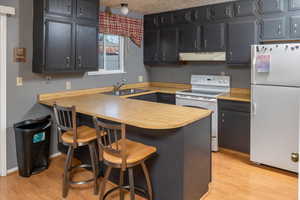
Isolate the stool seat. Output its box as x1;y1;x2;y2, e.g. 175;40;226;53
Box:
62;125;97;144
103;139;157;165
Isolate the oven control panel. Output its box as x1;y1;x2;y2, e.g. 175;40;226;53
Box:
191;75;230;87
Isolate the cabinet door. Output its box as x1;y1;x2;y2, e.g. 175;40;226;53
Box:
144;15;159;29
210;3;233;20
76;24;98;71
219;110;250;154
227;20;258;64
203;23;225;51
193;7;208;22
45;20;73;72
289;0;300;10
258;0;285;14
160;28;178;62
76;0;99;20
157;13;173;26
173;9;193;24
234;0;257;17
290;16;300;38
144;30;159;64
46;0;72;16
178;24;200;52
261;17;286;40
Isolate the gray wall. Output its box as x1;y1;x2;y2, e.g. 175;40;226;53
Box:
1;0;149;169
149;63;251;88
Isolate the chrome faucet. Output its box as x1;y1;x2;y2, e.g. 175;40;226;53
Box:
113;79;127;92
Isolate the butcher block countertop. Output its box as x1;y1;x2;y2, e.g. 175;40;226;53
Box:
40;93;211;130
38;82;213;130
217;88;251;103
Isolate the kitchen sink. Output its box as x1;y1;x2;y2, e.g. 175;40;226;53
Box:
102;88;150;96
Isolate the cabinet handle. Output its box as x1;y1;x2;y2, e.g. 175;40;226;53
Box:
79;8;83;15
204;40;207;49
277;24;282;35
276;0;280;8
237;5;241;14
194;40;197;49
65;56;71;67
294;23;298;33
252;102;257;115
291;153;299;163
78;56;82;67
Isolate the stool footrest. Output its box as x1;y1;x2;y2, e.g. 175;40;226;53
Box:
68;164;95;185
103;185;148;200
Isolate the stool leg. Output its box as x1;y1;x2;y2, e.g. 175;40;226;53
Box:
89;142;99;195
128;168;135;200
141;162;153;200
119;169;125;200
63;145;74;198
99;166;112;200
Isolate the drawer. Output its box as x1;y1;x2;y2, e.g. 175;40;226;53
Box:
218;99;250;113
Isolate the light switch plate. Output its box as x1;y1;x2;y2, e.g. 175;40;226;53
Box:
16;77;23;86
138;76;144;82
66;81;71;90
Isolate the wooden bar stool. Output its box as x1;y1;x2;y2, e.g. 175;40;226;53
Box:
93;118;157;200
53;104;99;198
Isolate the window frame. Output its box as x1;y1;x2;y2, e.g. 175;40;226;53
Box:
88;34;125;75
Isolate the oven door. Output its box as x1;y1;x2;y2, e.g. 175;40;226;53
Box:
176;96;218;151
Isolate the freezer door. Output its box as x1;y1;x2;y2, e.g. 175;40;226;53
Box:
251;44;300;87
251;85;299;172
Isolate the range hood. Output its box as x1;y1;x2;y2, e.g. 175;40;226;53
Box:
179;52;226;61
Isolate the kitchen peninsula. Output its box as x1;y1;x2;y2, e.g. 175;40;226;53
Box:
39;83;212;200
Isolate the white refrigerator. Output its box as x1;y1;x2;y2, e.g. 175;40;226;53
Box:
251;44;299;173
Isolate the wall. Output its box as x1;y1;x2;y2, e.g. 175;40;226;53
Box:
0;0;148;170
149;63;251;88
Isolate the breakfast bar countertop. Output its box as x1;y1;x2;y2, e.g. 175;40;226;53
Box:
40;93;212;130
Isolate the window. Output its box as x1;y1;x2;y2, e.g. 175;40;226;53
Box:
88;33;125;75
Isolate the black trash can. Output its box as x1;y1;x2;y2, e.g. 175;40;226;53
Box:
13;115;52;177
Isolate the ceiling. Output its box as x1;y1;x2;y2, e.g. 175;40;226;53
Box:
101;0;236;14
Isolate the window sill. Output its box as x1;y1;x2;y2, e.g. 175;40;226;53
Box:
88;71;127;76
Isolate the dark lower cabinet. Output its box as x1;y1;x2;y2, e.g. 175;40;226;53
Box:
218;100;250;154
129;93;176;105
33;0;99;73
227;19;258;64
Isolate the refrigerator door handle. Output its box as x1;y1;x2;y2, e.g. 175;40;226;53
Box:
252;102;257;115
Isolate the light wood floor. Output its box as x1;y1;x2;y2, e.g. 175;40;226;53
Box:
0;149;297;200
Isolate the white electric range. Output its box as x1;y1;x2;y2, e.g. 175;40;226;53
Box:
176;75;230;151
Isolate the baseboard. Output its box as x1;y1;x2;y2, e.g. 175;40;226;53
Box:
6;152;62;175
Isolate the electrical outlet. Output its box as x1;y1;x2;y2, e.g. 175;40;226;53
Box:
220;72;226;76
66;81;71;90
16;77;23;86
138;76;144;82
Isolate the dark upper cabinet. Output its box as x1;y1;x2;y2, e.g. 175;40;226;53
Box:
209;3;233;20
227;20;258;64
289;0;300;10
144;15;159;29
290;15;300;38
193;7;208;22
234;0;258;17
44;20;73;72
46;0;72;16
258;0;285;14
157;13;173;26
76;0;99;20
203;23;225;51
160;27;178;62
178;24;201;52
33;0;99;73
173;9;193;24
144;29;160;64
261;17;286;40
76;24;98;71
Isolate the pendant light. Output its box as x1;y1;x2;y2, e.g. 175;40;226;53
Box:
120;3;129;15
